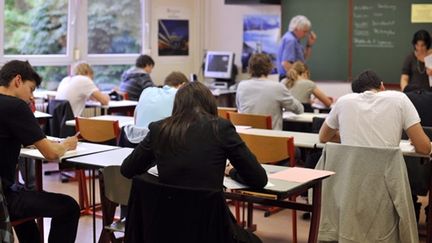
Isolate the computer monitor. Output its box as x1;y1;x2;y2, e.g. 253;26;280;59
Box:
204;51;235;80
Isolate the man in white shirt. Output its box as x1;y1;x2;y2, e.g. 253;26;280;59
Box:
56;61;109;117
319;69;430;154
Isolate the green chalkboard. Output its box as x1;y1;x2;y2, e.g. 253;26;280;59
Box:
282;0;432;84
352;0;432;84
282;0;349;81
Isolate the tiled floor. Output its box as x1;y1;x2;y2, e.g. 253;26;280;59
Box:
18;162;430;243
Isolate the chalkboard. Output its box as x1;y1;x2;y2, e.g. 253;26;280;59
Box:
282;0;349;81
282;0;432;84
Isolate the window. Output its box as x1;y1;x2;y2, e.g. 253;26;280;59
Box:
92;64;130;91
88;0;142;54
4;0;68;55
0;0;147;89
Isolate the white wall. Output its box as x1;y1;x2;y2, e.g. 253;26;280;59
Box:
203;1;281;81
147;0;204;85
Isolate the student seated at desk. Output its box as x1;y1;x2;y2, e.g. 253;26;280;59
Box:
282;61;332;109
119;54;155;101
121;82;267;243
0;60;80;243
135;71;188;128
319;69;430;154
56;61;110;117
236;53;303;130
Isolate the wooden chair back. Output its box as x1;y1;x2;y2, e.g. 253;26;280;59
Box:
217;107;237;119
75;117;120;144
227;112;272;129
239;133;295;166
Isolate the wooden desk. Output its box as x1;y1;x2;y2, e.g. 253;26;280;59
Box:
64;148;133;243
18;142;118;243
33;90;57;100
283;112;328;123
34;111;52;125
211;89;236;107
224;164;332;243
86;100;138;115
65;115;134;128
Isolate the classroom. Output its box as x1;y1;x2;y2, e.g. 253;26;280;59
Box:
1;0;432;242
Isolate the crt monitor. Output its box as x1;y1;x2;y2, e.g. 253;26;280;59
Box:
204;51;235;80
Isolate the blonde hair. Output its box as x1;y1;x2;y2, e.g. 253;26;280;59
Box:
286;61;309;88
71;61;93;77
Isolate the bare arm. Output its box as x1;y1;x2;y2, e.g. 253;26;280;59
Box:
427;67;432;77
304;31;316;60
319;122;340;143
304;46;313;60
400;74;409;91
312;87;333;107
405;123;431;155
91;90;110;105
34;135;78;161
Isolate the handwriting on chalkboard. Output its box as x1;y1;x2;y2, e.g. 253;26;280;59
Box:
353;2;397;48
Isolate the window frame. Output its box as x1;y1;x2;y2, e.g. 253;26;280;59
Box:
0;0;148;68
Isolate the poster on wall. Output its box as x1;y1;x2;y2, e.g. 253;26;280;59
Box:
158;19;189;56
242;15;280;73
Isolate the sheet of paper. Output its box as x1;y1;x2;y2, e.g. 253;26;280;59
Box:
268;167;334;183
223;177;274;189
425;55;432;86
147;166;159;177
399;140;415;153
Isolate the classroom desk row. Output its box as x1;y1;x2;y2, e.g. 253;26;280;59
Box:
18;128;431;243
19;140;331;243
65;115;134;127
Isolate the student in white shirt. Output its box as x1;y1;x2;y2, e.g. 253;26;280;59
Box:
56;61;109;117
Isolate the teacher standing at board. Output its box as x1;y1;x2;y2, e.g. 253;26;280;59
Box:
277;15;317;81
400;30;432;92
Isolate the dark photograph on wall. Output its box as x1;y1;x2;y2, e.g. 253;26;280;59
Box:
158;19;189;56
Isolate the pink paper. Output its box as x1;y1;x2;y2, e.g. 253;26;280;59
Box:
268;167;334;183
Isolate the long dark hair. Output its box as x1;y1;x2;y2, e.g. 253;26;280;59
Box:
154;82;218;156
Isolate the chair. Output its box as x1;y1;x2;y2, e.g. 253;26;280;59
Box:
98;166;132;243
43;99;77;182
118;125;148;148
238;133;298;242
227;112;272;129
124;174;239;243
217;107;237;119
75;117;120;145
75;117;121;212
1;179;42;243
316;143;418;242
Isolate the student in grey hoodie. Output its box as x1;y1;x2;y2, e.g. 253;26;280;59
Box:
119;55;155;100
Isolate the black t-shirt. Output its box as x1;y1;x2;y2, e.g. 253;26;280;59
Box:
401;52;430;91
405;90;432;127
0;94;45;191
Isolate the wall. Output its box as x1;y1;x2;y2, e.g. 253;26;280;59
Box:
203;0;281;82
147;0;204;85
148;0;351;99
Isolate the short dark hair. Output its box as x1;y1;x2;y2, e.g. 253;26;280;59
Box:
351;70;382;93
248;53;273;78
135;55;155;68
0;60;42;87
412;30;431;49
164;71;189;87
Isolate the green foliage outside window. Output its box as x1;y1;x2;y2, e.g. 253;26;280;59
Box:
4;0;142;89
